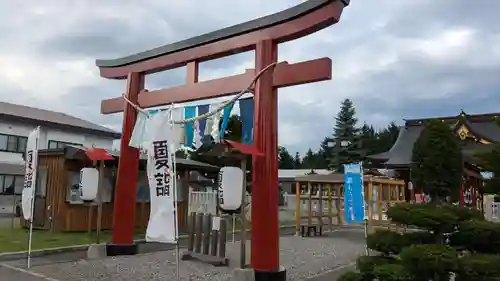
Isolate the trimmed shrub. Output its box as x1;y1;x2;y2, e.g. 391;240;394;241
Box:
455;254;500;281
400;244;458;281
373;264;413;281
451;220;500;254
337;271;363;281
357;255;397;280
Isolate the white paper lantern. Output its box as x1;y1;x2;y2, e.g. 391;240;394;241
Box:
218;166;244;212
79;168;99;201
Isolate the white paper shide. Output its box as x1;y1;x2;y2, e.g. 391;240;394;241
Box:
146;110;177;243
22;127;40;221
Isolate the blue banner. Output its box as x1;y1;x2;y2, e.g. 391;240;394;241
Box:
184;106;197;147
344;163;365;223
239;98;254;144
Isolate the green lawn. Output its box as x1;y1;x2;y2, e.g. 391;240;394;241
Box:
0;219;145;253
0;214;295;253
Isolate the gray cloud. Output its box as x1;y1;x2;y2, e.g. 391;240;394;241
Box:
0;0;499;156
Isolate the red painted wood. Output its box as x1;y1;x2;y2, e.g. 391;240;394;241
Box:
251;40;279;271
97;1;345;79
101;58;331;114
111;72;144;245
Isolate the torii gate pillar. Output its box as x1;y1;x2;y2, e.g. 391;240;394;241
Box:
96;1;350;280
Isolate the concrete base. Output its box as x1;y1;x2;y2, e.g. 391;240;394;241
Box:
225;240;251;268
232;268;255;281
255;266;286;281
86;244;107;260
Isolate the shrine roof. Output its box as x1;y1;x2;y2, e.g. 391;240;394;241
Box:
39;145;219;171
367;111;500;167
96;0;349;68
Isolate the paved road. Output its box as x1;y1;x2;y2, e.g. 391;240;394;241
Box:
0;264;53;281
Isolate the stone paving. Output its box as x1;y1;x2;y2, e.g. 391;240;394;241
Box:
11;228;365;281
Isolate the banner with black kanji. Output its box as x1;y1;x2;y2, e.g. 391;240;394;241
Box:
21;127;40;221
145;109;177;243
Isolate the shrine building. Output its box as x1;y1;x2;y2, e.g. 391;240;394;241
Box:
368;111;499;208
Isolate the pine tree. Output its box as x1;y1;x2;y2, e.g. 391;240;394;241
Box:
302;148;317;169
329;98;360;172
359;123;376;155
278;146;294;169
317;137;333;168
293;152;302;169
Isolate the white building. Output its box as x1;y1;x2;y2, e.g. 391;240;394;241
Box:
0;101;120;197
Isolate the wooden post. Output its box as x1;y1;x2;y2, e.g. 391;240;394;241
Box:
295;182;300;236
188;212;196;252
202;213;212;255
335;185;343;225
367;179;373;234
377;183;383;225
210;227;219;256
251;39;279;272
110;72;144;250
218;218;227;259
327;184;333;232
307;182;312;227
195;213;203;253
318;184;323;235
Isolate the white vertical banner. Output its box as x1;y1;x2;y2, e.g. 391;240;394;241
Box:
22;126;40;269
146;110;177;243
22;127;40;221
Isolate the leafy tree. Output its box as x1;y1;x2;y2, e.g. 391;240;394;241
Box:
411;119;462;202
376;122;400;154
474;118;500;195
293;152;302;169
278;146;294;169
359;123;376;153
317;137;334;168
328;98;360;172
475;143;500;195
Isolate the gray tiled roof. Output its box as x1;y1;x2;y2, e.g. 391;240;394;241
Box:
0;101;120;138
367;113;500;167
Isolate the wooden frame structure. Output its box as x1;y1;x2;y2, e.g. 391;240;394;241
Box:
294;173;406;235
19;146;218;233
95;1;351;279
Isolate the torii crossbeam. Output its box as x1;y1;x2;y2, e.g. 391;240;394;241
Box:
96;1;350;280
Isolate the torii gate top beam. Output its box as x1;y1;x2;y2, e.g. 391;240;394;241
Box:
95;0;350;79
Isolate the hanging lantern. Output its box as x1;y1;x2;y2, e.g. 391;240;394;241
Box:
79;168;99;201
218;166;244;213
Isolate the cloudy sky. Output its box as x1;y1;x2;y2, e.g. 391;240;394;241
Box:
1;0;499;154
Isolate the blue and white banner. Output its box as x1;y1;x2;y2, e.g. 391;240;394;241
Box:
344;162;365;223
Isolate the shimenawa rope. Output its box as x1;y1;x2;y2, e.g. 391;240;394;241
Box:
122;61;279;124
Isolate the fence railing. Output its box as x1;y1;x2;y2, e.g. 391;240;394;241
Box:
188;190;217;214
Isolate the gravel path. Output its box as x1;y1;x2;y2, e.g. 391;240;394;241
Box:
25;229;365;281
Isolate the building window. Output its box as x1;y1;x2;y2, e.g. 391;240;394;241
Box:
48;140;81;149
0;134;28;153
0;175;25;195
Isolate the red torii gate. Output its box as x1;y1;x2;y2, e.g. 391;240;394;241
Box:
96;1;350;280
